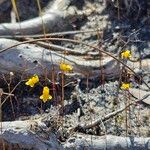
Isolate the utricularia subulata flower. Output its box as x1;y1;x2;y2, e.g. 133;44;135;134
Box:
25;75;52;102
60;62;73;72
121;83;130;90
25;75;39;87
121;50;131;59
40;86;52;103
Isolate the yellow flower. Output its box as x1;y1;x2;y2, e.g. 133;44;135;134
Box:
121;50;131;59
121;83;130;90
60;63;73;72
25;75;39;87
40;86;52;103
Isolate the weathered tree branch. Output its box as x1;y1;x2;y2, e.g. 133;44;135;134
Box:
0;0;73;35
0;38;119;79
0;37;150;82
1;119;150;150
0;120;63;150
64;133;150;150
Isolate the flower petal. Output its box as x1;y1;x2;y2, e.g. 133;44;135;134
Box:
60;63;73;72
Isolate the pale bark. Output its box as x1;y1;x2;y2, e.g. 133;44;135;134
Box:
0;120;64;150
0;38;150;79
1;120;150;150
64;133;150;150
0;38;120;79
0;0;72;35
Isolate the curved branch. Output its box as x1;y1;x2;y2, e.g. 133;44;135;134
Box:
0;0;72;35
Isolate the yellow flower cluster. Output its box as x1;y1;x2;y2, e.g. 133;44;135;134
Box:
121;50;131;59
120;50;132;91
25;75;52;103
25;63;73;103
25;58;132;103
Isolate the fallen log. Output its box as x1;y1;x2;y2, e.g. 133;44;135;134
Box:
0;37;150;83
0;120;64;150
1;120;150;150
0;38;120;79
64;133;150;150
